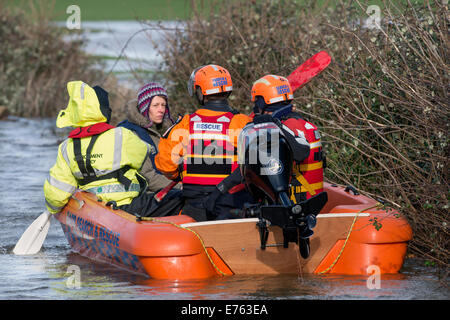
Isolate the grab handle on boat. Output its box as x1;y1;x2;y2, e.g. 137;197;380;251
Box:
344;185;360;195
71;194;85;209
106;201;119;210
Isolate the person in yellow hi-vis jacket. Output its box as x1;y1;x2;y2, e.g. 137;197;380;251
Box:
44;81;183;217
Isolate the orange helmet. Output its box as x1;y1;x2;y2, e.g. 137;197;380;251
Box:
188;64;233;99
251;74;294;105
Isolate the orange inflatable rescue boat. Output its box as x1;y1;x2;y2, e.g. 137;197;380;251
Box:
55;182;412;279
55;121;412;279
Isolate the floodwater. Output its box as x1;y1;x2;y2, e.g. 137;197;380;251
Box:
0;117;448;301
57;20;182;88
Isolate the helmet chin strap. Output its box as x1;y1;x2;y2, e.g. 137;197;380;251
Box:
195;87;204;105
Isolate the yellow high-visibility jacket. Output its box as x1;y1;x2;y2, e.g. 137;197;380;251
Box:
43;81;150;213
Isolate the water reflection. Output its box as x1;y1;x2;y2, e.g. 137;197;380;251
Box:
129;272;411;300
309;273;408;299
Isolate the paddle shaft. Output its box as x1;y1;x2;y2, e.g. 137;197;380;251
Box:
154;180;179;202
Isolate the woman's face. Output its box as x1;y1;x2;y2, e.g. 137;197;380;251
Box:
148;96;166;124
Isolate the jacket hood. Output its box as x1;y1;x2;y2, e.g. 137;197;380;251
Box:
56;81;110;128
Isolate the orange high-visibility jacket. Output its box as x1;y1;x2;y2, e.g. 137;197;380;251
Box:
155;107;251;183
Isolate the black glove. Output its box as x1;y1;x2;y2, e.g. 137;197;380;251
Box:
204;186;222;214
203;169;243;214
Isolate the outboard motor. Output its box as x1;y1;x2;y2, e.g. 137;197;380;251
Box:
237;115;327;258
238;120;293;206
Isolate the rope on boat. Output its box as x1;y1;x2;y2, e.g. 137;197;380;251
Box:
139;202;383;276
138;217;231;276
318;202;383;274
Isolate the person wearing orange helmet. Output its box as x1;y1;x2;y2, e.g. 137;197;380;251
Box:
251;74;325;203
155;64;253;221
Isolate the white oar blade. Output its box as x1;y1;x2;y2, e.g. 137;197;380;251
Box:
13;211;52;255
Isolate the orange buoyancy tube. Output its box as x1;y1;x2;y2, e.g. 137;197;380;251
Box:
182;111;238;185
282;116;324;202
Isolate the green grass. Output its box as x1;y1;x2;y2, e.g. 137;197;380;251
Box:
4;0;196;21
4;0;414;21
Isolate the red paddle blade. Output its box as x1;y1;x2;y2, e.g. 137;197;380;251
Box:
287;51;331;92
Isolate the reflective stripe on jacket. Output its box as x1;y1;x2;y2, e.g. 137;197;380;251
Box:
282;116;324;202
182;111;239;185
44;126;150;213
155;105;251;182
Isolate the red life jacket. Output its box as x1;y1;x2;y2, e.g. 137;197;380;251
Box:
68;122;115;138
182;112;238;185
282;117;324;202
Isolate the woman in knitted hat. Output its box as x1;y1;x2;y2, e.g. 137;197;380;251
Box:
117;82;178;192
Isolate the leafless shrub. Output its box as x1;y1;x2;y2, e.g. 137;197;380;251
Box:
0;0;131;122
